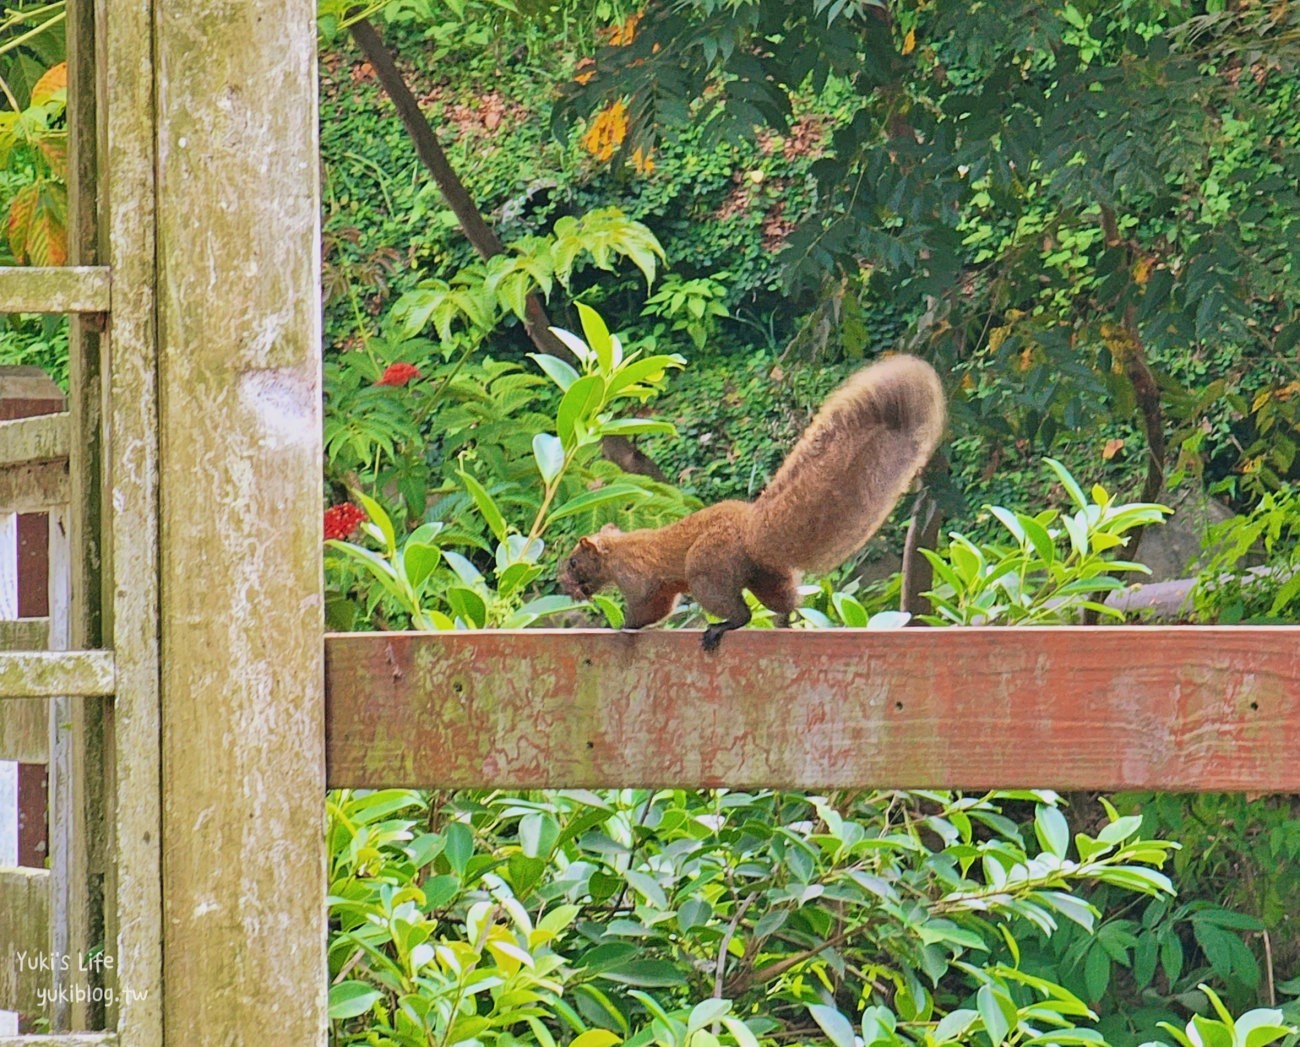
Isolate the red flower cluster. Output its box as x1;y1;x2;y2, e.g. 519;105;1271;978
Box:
375;362;422;387
324;503;366;541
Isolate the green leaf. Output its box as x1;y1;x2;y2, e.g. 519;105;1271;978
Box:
807;1005;857;1047
403;541;441;592
355;491;396;554
577;302;616;372
461;471;508;545
720;1016;761;1047
327;980;383;1020
1045;457;1088;510
548;325;593;365
934;1008;978;1041
605;353;686;398
831;591;868;627
557;373;607;445
687;999;732;1033
447;586;488;628
529;351;580;391
443;822;473;876
547;482;648;523
1035;804;1071;859
497;561;542;599
1237;1010;1295;1047
598;959;688;987
1084;943;1112;1000
977;984;1013;1046
1097;815;1143;844
533;432;565;484
442;550;484;587
519;811;560;858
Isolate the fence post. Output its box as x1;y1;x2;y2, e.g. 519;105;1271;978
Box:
153;0;325;1041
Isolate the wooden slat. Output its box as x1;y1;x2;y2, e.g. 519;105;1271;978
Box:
0;268;111;315
0;461;68;514
0;868;50;1016
99;0;163;1035
325;627;1300;792
0;415;69;471
0;618;50;650
0;678;48;760
0;1037;116;1046
0;652;114;699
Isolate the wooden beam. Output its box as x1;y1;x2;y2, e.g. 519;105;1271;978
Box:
98;0;163;1036
0;461;68;515
0;1036;116;1046
0;868;50;1016
0;267;111;314
0;415;69;470
0;652;114;699
0;618;50;650
154;0;325;1040
325;627;1300;792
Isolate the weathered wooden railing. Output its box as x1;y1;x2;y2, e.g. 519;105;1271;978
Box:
323;627;1300;792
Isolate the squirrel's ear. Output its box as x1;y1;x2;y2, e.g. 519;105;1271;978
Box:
578;535;599;550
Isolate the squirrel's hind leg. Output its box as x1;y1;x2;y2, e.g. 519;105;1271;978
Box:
685;543;753;652
748;568;800;627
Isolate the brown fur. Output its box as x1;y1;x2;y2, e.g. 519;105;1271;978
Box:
558;355;946;650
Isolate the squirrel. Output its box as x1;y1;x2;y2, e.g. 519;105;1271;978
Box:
558;354;947;650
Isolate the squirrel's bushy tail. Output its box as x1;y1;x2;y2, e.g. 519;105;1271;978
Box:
743;355;946;573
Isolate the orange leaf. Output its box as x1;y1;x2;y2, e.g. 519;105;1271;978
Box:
7;181;67;265
902;28;917;55
30;62;67;107
1102;438;1125;460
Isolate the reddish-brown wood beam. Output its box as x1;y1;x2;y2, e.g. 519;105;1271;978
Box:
325;627;1300;792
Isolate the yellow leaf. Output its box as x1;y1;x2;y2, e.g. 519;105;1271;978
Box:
987;324;1010;352
571;1031;623;1047
1132;255;1154;285
581;101;628;162
31;62;67;107
902;28;917;55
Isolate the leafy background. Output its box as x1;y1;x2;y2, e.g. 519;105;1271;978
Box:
4;0;1300;1042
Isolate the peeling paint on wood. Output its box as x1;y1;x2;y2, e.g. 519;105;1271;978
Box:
325;628;1300;792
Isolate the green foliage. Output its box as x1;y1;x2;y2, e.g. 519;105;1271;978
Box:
922;459;1170;625
641;273;729;353
1193;485;1300;623
1154;985;1292;1047
389;207;665;344
558;0;1300;500
0;312;67;387
325;306;687;629
327;786;1278;1047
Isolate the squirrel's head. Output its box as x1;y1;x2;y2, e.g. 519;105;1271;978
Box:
558;531;617;600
